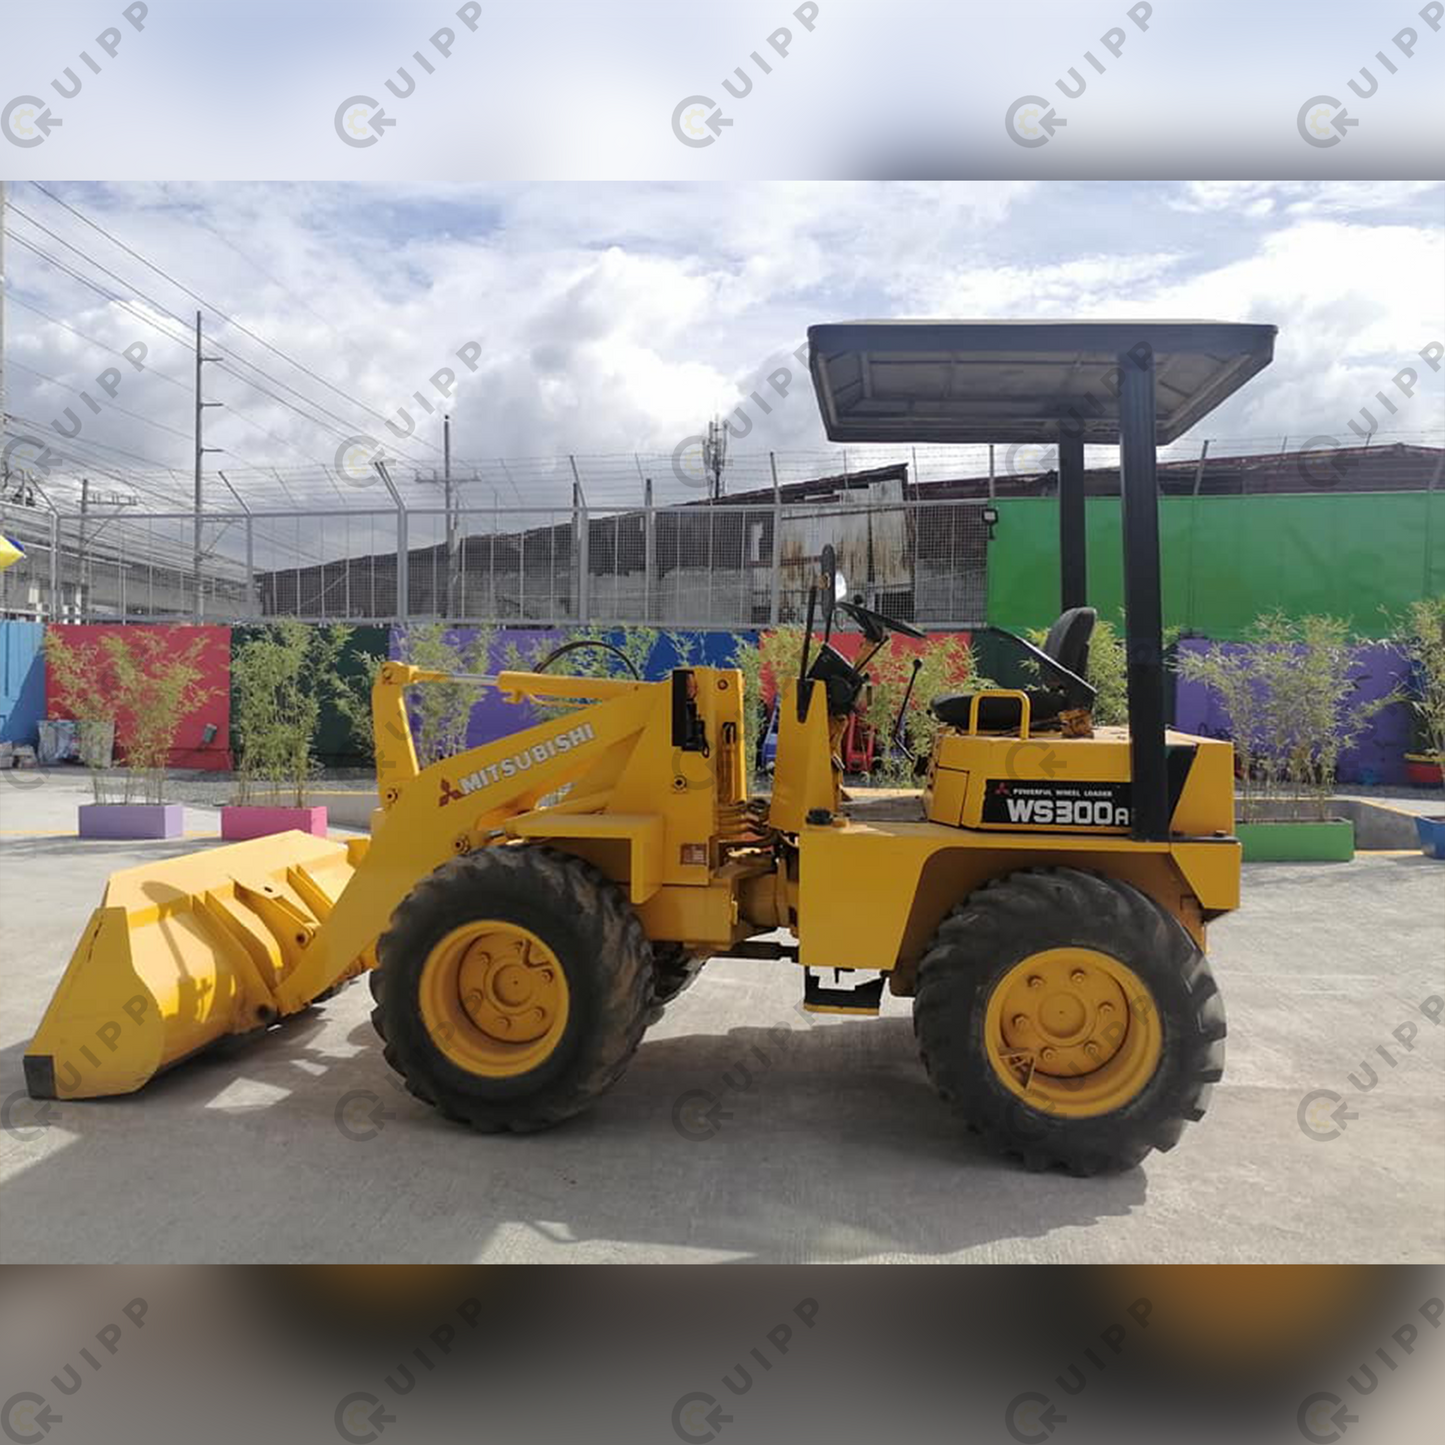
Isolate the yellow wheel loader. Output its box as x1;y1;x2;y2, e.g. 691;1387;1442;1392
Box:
25;319;1276;1173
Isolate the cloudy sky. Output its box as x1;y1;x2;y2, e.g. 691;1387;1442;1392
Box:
3;178;1442;510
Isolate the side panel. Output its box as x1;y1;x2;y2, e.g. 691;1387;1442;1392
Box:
636;882;742;948
796;820;1239;985
927;728;1235;839
769;679;840;832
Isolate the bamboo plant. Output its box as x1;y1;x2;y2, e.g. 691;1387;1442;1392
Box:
1178;613;1398;821
393;621;496;766
231;621;370;806
45;628;214;804
1398;596;1445;766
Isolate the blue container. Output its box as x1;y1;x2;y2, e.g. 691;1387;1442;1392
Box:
1415;815;1445;859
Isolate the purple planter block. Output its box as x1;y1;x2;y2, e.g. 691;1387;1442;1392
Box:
78;803;184;840
220;805;328;840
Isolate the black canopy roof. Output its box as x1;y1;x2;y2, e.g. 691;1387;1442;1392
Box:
808;320;1277;446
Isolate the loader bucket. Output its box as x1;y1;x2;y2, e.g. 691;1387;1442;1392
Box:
24;831;368;1101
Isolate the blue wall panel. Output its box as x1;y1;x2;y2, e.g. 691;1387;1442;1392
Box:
0;621;46;744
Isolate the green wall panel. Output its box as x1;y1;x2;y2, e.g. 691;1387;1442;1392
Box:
229;623;389;767
986;491;1442;639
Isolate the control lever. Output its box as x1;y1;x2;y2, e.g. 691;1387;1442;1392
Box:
890;655;924;760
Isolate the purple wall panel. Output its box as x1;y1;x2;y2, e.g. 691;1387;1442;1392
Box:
1173;640;1413;786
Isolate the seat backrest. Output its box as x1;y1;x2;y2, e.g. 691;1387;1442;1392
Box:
1041;606;1097;681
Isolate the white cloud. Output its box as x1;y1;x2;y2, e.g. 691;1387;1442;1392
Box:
1169;180;1443;217
4;180;1441;512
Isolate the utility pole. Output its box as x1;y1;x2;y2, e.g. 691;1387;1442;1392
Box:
78;477;89;619
444;412;458;616
193;311;222;620
643;475;655;622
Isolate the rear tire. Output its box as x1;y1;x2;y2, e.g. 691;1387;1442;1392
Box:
370;845;654;1132
646;944;706;1023
912;867;1225;1175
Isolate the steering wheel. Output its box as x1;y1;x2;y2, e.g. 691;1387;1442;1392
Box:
836;597;926;643
534;638;641;678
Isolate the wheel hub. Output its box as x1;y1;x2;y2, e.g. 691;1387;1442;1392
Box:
457;935;562;1045
998;952;1131;1078
984;947;1162;1117
419;921;569;1077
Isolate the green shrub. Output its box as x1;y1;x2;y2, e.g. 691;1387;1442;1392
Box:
1023;617;1178;728
731;626;805;773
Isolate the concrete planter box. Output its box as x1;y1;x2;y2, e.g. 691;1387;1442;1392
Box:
78;802;184;840
1236;818;1354;862
1415;816;1445;860
221;804;328;840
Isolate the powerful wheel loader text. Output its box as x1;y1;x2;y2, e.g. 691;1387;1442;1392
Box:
26;318;1277;1173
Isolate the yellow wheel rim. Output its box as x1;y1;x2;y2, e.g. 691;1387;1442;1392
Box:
982;947;1162;1118
418;921;569;1078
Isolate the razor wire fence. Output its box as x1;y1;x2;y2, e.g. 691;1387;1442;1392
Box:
2;434;1440;630
0;496;992;630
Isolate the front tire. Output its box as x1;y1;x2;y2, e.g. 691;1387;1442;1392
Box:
370;846;654;1132
912;867;1225;1174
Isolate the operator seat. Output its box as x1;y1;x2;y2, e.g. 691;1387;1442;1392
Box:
931;606;1097;732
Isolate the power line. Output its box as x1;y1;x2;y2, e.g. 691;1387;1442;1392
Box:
8;357;193;444
29;182;448;457
7;231;367;478
8;292;194;392
8;209;390;451
9;290;344;483
8;409;179;474
162;184;343;340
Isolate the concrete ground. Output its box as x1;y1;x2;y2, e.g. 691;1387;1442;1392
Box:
1;773;1442;1264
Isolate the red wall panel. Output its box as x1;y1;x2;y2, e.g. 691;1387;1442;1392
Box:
43;624;232;771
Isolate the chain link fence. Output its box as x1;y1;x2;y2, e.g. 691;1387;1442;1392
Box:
3;436;1439;629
